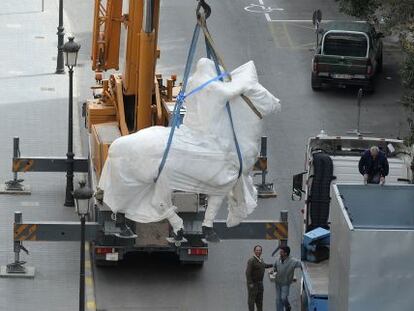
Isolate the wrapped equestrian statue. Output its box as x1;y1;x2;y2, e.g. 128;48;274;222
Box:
98;58;281;242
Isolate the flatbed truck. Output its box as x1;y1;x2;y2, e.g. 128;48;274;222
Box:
292;133;413;310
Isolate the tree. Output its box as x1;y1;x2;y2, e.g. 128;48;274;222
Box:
336;0;414;143
336;0;380;20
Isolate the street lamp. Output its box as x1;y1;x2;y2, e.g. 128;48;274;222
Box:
63;36;81;207
73;182;93;311
55;0;65;74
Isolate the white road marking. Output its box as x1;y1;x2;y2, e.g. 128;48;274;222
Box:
244;4;284;14
6;24;22;28
268;19;365;23
20;201;40;207
269;19;333;23
244;0;285;22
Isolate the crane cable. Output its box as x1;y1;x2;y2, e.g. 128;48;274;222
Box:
155;2;261;182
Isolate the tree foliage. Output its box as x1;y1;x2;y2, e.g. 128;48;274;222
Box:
336;0;381;20
336;0;414;143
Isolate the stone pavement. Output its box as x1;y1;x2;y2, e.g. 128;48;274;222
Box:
0;1;89;310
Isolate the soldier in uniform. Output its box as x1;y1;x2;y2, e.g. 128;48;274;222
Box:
246;245;273;311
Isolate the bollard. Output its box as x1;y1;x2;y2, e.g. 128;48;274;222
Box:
254;136;277;198
279;210;288;248
12;137;20;184
1;137;30;194
0;212;35;278
11;212;25;273
260;136;267;186
271;211;288;257
280;210;288;222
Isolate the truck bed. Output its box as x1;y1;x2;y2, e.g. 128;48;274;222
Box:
303;260;329;297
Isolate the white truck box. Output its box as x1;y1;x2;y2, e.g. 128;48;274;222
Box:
329;184;414;311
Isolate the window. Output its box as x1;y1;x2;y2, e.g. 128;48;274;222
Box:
323;33;368;57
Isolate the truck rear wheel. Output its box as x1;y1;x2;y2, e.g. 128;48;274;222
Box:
377;53;383;73
95;259;119;267
180;260;204;268
311;72;322;91
364;80;375;94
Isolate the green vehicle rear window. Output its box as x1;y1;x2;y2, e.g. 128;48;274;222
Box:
323;33;367;57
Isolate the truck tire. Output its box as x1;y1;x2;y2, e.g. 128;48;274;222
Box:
364;80;375;94
311;72;322;91
377;53;383;73
308;152;333;230
180;260;204;268
95;259;119;267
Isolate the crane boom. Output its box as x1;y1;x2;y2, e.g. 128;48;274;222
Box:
91;0;123;71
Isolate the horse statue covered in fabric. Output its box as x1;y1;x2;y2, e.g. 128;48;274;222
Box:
98;58;280;241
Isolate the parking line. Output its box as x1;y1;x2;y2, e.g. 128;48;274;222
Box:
258;0;274;21
282;22;294;48
268;22;281;48
268;19;365;23
269;19;331;23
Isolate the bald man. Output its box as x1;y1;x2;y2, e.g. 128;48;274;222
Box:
358;146;389;185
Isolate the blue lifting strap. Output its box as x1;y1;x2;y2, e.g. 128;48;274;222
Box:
155;71;229;182
155;20;243;182
205;39;243;178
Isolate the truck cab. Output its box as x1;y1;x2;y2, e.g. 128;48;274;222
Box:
311;21;383;92
292;133;413;310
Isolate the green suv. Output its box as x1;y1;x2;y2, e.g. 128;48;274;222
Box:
311;21;383;92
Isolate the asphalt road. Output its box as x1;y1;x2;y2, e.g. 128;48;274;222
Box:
65;1;407;310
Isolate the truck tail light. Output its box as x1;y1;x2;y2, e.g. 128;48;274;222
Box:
95;247;114;254
188;248;208;256
312;59;319;72
367;60;372;75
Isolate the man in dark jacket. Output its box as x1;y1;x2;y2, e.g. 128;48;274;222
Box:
246;245;273;311
358;146;389;184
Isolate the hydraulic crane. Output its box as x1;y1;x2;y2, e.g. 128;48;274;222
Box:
2;0;285;272
89;0;164;137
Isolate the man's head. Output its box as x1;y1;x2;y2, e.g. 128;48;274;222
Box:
254;245;262;257
370;146;379;159
280;246;290;260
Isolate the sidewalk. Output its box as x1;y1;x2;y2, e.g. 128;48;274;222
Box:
0;1;87;310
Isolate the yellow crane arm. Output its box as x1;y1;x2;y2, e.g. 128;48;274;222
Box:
91;0;123;72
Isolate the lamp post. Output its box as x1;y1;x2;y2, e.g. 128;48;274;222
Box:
73;182;93;311
56;0;65;74
63;36;81;207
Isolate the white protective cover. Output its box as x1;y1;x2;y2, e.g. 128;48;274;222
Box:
99;58;280;225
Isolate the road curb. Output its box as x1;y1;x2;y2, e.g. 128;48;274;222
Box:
85;242;97;311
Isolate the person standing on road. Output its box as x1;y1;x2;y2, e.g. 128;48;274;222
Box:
358;146;389;185
273;246;302;311
246;245;273;311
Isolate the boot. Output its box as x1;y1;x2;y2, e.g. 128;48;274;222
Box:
202;226;220;243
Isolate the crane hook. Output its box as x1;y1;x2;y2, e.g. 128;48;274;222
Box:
196;0;211;19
